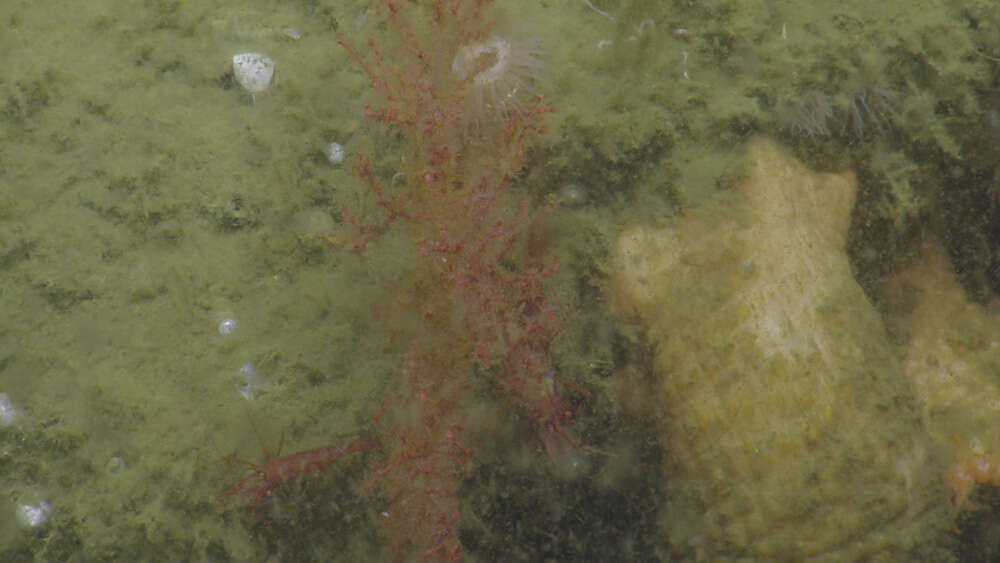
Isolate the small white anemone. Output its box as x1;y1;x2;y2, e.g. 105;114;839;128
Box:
452;33;545;122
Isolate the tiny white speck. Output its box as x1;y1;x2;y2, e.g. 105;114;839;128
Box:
0;393;21;427
238;362;269;400
218;318;238;335
325;142;345;164
107;456;127;472
16;501;52;527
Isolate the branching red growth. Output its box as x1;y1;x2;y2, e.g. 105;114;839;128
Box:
333;1;577;559
223;5;576;559
340;154;421;253
366;349;472;560
220;439;379;513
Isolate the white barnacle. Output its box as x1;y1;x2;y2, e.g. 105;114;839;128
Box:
232;53;275;104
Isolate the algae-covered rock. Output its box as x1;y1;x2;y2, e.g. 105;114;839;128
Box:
889;239;1000;507
612;138;952;560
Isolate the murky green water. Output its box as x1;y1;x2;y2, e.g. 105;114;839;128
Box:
2;0;999;560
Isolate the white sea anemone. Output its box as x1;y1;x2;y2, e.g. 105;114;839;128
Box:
451;33;545;123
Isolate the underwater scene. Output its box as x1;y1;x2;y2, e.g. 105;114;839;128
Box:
3;0;1000;561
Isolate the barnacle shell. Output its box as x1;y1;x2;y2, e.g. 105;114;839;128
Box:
232;53;274;95
612;138;952;559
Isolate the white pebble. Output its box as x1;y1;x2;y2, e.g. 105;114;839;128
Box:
325;142;345;164
16;501;52;528
218;317;238;335
232;53;275;102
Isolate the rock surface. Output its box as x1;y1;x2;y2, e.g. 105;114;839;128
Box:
612;138;952;560
889;239;1000;508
